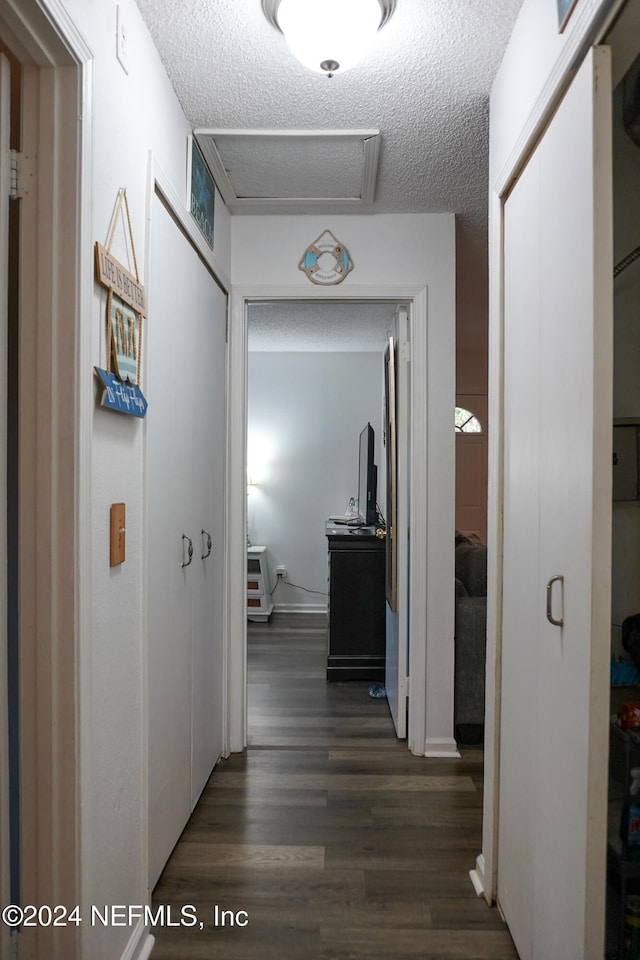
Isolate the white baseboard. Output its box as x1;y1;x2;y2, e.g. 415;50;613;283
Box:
120;920;155;960
423;737;461;758
272;602;327;615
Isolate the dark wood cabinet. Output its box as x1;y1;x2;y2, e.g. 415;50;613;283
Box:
325;522;386;682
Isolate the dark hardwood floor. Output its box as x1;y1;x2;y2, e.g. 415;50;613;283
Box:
151;612;518;959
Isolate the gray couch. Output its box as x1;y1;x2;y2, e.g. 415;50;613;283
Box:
454;536;487;745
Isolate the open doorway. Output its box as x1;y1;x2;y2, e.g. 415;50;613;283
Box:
245;301;396;745
226;279;459;763
246;302;393;613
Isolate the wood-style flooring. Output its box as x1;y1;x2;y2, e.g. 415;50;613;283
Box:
151;612;518;959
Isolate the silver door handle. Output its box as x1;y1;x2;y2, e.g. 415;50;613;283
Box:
182;534;193;568
201;529;212;560
546;575;564;627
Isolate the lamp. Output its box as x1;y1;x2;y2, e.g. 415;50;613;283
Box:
262;0;396;78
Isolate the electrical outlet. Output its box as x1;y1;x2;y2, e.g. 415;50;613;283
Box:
116;6;129;75
276;565;287;579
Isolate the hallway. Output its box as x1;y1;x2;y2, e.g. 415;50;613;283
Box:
150;613;517;959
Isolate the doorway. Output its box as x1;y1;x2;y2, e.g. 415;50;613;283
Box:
245;301;399;734
226;283;459;762
0;5;91;958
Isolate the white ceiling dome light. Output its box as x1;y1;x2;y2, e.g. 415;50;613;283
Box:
262;0;396;78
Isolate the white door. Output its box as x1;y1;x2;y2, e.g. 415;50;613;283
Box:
385;307;409;738
498;47;612;960
147;193;227;886
190;272;226;805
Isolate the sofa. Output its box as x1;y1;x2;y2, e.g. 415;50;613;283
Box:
454;534;487;745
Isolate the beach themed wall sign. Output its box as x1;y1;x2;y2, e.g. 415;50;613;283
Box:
94;188;148;418
299;230;354;285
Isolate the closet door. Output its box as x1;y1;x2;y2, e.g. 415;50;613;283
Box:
147;193;226;887
498;47;612;960
190;271;226;805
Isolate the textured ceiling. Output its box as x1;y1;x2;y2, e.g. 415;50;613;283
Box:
248;302;396;352
134;0;523;236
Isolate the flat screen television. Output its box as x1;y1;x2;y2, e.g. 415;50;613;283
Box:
357;423;377;526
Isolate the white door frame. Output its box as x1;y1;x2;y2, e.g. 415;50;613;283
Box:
0;49;11;960
0;2;92;957
225;283;458;760
479;0;623;905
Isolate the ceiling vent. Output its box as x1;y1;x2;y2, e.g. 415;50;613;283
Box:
193;128;381;214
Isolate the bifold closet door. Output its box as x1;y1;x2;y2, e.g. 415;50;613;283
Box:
147;193;227;888
498;47;612;960
190;264;226;806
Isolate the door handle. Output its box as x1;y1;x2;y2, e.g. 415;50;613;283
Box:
181;534;193;568
201;529;212;560
546;575;564;627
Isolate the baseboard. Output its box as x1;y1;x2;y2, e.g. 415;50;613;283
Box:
423;737;461;758
120;920;155;960
469;853;486;897
272;602;327;615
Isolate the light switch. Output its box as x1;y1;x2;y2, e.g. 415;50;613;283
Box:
110;502;126;566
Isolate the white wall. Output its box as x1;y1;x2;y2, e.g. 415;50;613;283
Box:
232;212;457;757
247;351;383;610
37;2;231;959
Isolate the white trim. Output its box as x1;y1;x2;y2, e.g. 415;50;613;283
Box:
482;189;506;906
0;2;94;956
0;51;10;960
152;157;230;293
226;283;448;758
493;0;619;198
194;128;381;213
423;738;460;759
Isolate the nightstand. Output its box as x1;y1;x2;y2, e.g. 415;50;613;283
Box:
247;545;274;622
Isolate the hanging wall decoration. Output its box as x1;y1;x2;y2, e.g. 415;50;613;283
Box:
94;188;148;418
556;0;578;32
189;136;215;249
299;230;354;285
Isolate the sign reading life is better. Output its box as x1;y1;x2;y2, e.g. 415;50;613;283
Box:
95;243;147;316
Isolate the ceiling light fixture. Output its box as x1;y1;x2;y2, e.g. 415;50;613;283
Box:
262;0;396;78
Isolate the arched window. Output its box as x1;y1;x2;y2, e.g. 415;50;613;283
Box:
455;406;482;433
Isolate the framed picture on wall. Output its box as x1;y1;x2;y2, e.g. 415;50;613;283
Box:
557;0;578;32
108;288;142;386
188;135;215;249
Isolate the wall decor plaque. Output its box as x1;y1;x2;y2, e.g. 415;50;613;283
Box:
299;230;354;285
94;188;148;417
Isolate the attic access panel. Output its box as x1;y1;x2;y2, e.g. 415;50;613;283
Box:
193;129;381;213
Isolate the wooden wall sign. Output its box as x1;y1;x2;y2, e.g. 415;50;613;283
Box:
95;243;147;316
94;188;148;418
